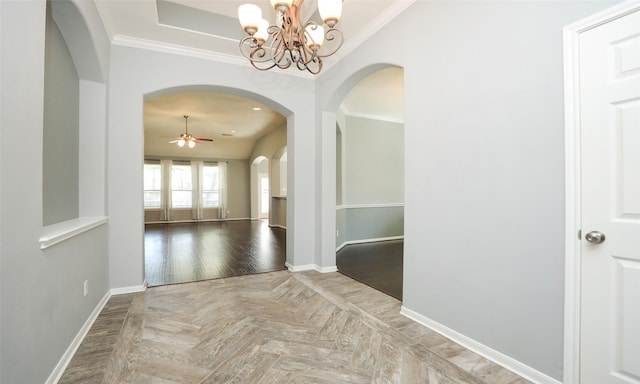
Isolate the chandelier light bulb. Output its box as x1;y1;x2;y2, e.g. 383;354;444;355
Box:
305;24;324;49
255;18;270;44
318;0;341;28
178;139;185;147
238;4;262;34
188;140;196;148
270;0;292;13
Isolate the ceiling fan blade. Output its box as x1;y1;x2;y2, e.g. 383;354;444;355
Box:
195;138;214;142
168;139;179;143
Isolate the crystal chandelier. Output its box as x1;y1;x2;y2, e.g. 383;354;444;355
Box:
237;0;343;74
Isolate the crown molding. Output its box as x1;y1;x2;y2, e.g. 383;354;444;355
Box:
112;35;246;65
339;105;404;124
112;35;316;79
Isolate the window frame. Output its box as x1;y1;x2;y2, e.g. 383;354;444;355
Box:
170;162;193;209
143;162;162;209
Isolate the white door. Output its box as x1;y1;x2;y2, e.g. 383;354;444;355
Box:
579;8;640;384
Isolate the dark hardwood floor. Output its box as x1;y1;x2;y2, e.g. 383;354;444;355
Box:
144;220;286;286
336;240;403;300
145;221;402;300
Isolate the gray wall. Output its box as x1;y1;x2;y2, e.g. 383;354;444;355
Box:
249;124;287;164
43;9;79;225
227;160;251;218
339;206;404;245
338;115;404;245
271;197;287;228
316;1;619;379
343;116;404;205
250;125;287;221
1;1;110;382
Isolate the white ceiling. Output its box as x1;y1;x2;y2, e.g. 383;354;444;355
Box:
144;92;287;159
96;0;407;158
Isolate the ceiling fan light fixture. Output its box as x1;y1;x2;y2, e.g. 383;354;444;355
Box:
169;115;213;148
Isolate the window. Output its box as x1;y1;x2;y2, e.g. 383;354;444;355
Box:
143;163;162;208
202;163;219;207
171;163;192;208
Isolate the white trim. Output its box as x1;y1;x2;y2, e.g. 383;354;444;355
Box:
111;35;313;79
113;35;245;66
339;107;404;125
318;0;416;77
562;3;640;384
285;263;337;273
315;265;338;273
400;306;561;384
144;217;251;225
45;290;111;384
336;236;404;252
336;203;404;210
110;281;147;296
286;262;316;272
269;224;287;230
40;216;108;250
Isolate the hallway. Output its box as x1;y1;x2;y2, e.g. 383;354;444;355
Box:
58;270;531;384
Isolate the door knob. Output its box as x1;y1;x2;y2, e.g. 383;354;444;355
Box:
585;231;605;244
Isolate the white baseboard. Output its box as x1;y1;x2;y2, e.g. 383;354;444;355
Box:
285;263;337;273
268;224;287;230
285;262;316;272
145;218;251;224
110;281;147;296
45;290;112;384
400;306;562;384
315;265;338;273
336;236;404;252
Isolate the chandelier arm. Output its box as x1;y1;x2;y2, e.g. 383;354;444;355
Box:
250;47;280;70
250;59;279;71
315;28;343;58
304;56;322;74
239;37;270;63
270;32;293;69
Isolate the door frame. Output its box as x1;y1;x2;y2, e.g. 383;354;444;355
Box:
563;2;640;383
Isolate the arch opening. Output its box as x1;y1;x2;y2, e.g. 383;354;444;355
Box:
323;64;405;299
142;86;289;286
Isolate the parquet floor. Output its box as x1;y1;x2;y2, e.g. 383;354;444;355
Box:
59;271;530;384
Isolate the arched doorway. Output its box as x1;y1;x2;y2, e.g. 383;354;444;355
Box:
142;89;288;286
336;67;405;299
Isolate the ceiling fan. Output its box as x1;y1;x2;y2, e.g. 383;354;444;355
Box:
169;115;213;148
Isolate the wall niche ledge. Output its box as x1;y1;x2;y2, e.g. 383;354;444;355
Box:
40;216;108;249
